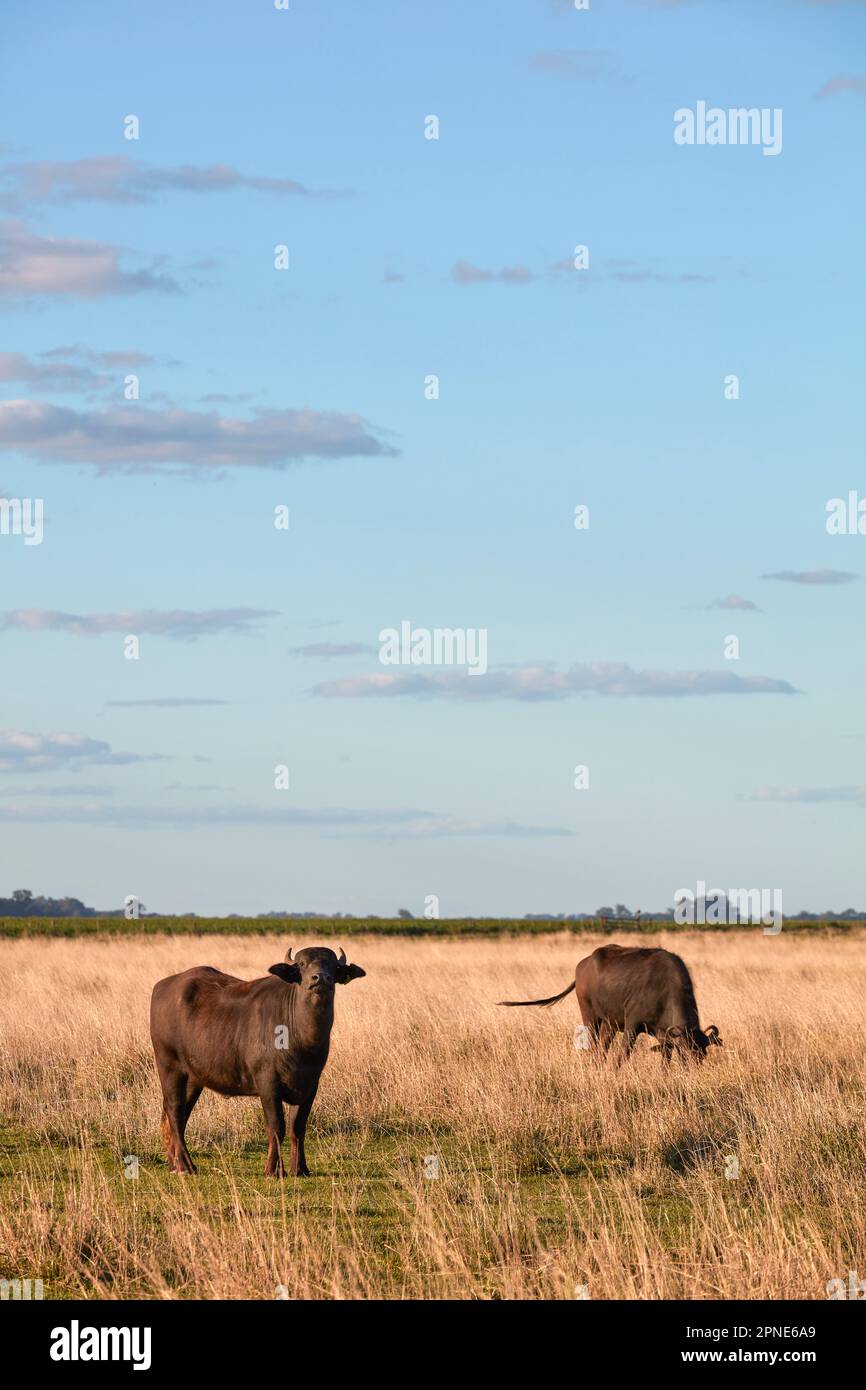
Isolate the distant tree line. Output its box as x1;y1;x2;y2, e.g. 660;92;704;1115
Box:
0;889;96;918
2;890;864;921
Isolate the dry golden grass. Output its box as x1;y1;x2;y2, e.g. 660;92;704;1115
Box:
1;930;865;1300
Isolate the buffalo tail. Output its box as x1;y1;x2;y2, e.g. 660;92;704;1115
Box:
498;981;576;1008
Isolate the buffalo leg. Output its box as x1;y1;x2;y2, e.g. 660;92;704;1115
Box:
596;1019;616;1061
578;1003;606;1060
290;1087;318;1178
161;1070;197;1174
160;1107;173;1166
260;1089;286;1177
185;1084;202;1120
183;1084;202;1151
616;1028;638;1068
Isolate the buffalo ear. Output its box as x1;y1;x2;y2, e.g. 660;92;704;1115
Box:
269;963;301;984
705;1025;723;1046
337;962;366;985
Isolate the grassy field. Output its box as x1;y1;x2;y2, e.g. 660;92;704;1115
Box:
1;929;864;1300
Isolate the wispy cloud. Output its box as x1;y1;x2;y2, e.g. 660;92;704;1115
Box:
313;662;798;701
0;783;116;798
451;260;537;285
199;392;254;404
0;351;104;392
0;220;179;300
334;816;575;840
0;156;345;210
289;642;374;659
452;255;715;287
816;74;865;99
165;783;227;792
1;608;277;640
707;594;760;612
0;798;573;837
106;698;230;708
0;401;397;473
42;345;159;368
761;569;859;585
748;786;866;805
0;731;163;772
606;262;716;284
0;347;159;393
528;50;610;80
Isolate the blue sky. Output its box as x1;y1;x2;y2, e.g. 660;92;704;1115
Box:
1;0;863;915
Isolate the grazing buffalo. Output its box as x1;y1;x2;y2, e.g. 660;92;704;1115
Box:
150;946;366;1177
499;943;722;1064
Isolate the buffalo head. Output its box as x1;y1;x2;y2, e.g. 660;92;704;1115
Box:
269;945;366;998
653;1023;723;1061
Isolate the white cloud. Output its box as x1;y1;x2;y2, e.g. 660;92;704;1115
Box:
0;799;573;836
0;731;164;772
289;642;374;658
0;401;397;473
0;156;344;209
314;661;798;701
748;786;866;805
1;608;277;640
762;569;859;585
707;594;760;612
0;220;179;300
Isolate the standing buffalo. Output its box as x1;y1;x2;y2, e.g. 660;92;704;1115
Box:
150;945;366;1177
500;943;722;1063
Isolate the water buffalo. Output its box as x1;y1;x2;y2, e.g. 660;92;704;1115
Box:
150;945;366;1176
499;943;722;1064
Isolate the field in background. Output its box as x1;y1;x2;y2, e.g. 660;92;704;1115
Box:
2;929;865;1300
0;914;856;939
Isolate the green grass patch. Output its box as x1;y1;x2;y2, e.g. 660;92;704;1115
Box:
0;915;857;940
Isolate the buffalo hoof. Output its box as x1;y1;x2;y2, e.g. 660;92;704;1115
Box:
168;1152;197;1175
